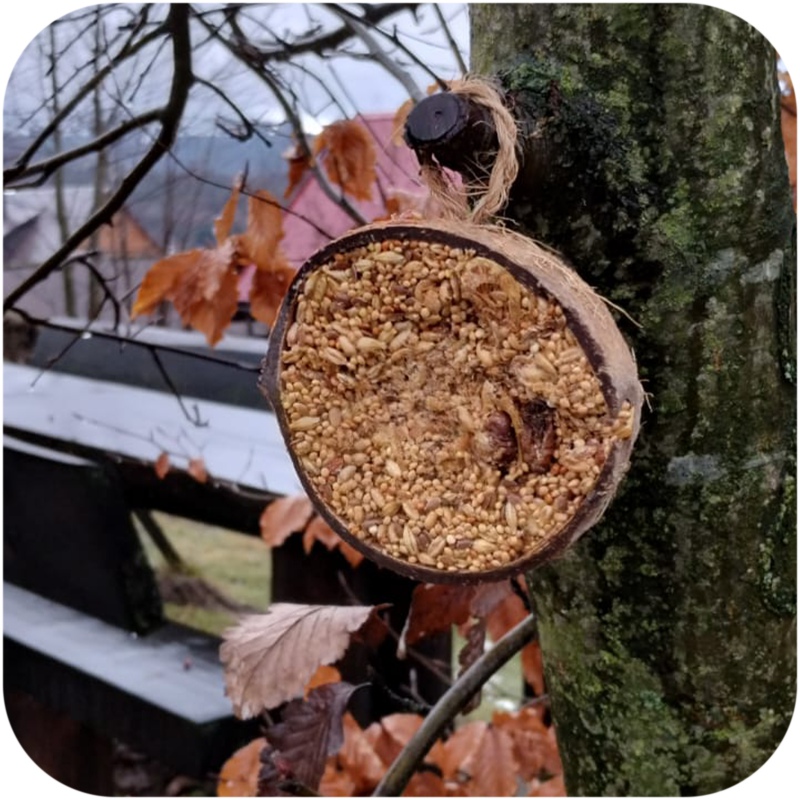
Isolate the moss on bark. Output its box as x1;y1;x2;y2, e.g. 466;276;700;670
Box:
472;4;796;795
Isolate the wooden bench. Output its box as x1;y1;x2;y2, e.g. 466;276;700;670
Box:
3;322;450;792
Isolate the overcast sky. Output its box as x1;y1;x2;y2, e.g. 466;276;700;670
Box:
2;3;470;140
2;2;798;143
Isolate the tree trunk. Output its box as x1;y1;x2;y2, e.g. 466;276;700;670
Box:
470;5;795;795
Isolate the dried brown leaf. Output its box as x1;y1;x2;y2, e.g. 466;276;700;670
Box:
240;190;285;270
284;149;313;199
337;540;365;569
391;98;415;146
214;179;242;245
313;119;376;201
187;457;208;484
364;713;424;766
442;721;519;797
484;589;528;643
259;495;314;548
403;584;476;646
305;664;342;695
132;245;239;346
492;706;562;783
220;603;375;718
321;712;385;795
217;737;265;797
303;514;340;554
438;721;486;782
263;682;360;792
522;639;546;696
249;257;296;328
363;713;445;770
403;770;447;797
154;451;170;479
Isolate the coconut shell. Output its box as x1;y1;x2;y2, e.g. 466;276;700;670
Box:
261;219;643;584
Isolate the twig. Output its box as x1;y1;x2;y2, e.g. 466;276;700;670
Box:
149;346;209;428
198;11;369;227
6;13;168;178
3;4;194;312
329;6;424;102
9;309;262;374
373;613;538;797
432;3;468;76
5;109;163;186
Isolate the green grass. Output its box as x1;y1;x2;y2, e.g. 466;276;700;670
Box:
135;511;271;636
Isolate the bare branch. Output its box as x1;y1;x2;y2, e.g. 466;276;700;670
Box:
202;3;417;64
196;10;369;226
6;12;169;178
4;5;194;313
372;613;538;797
432;3;468;76
9;308;262;374
6;109;162;186
329;5;424;102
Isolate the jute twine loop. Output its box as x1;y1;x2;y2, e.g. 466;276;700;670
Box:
419;77;520;225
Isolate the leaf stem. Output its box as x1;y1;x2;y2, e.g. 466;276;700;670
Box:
372;612;537;796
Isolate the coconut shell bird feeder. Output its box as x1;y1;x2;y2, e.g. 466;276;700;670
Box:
260;83;643;585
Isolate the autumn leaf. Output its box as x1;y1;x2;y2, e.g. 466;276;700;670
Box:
284;144;313;198
404;771;448;797
133;181;292;344
401;584;477;648
364;713;424;766
392;98;415;146
249;257;296;328
363;713;445;770
257;746;295;797
217;737;265;797
259;495;314;548
132;241;240;346
214;177;242;244
305;664;342;695
440;721;520;797
154;451;170;479
262;682;361;792
239;190;285;270
302;514;341;554
220;603;377;718
337;539;365;569
492;706;563;783
187;457;208;484
313;119;376;201
322;712;386;795
482;588;545;695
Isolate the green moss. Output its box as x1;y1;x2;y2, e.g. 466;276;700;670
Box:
473;3;796;795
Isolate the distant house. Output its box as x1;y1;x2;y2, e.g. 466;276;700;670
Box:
3;186;162;320
237;112;426;306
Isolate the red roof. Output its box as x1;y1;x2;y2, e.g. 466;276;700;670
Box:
239;113;425;303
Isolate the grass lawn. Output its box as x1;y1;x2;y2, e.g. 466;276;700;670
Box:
135;511;271;636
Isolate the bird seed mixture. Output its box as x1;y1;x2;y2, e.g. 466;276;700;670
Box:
279;238;634;574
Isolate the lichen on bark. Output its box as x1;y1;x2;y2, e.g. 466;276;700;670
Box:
472;4;796;795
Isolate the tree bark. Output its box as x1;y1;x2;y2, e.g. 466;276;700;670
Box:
470;5;795;796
